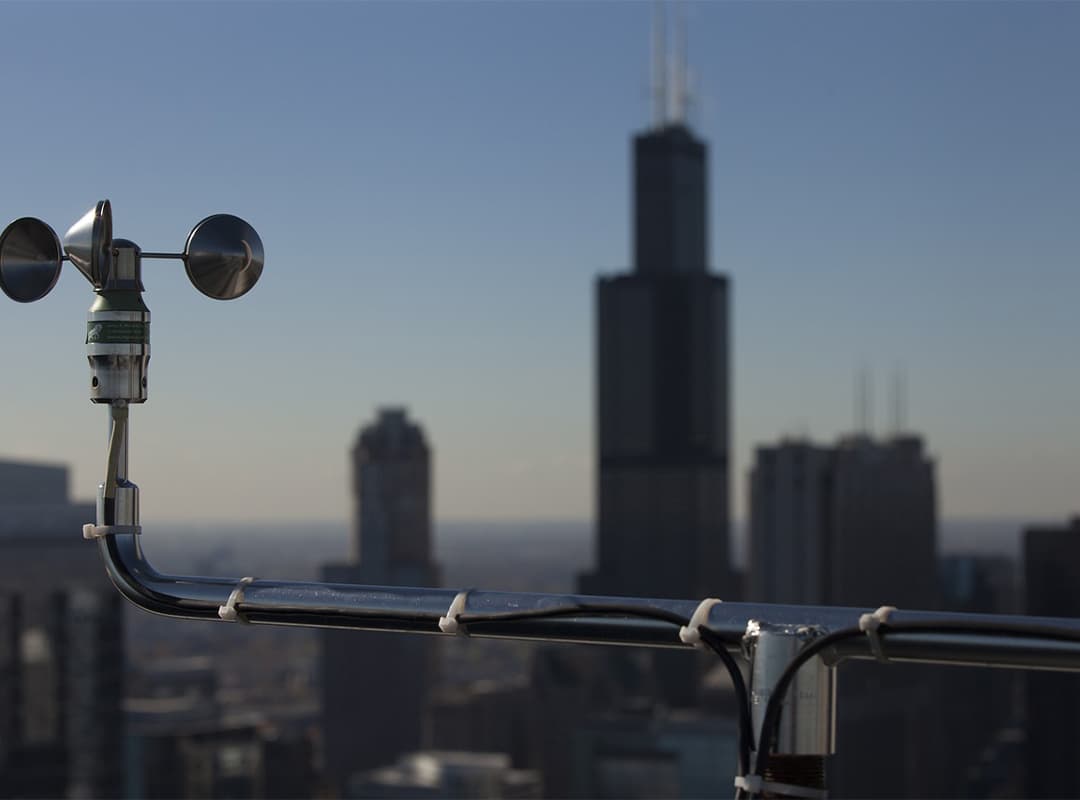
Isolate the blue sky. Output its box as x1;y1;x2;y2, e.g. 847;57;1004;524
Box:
0;1;1077;525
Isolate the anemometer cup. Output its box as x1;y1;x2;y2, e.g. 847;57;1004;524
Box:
0;217;63;303
64;200;114;288
184;214;264;300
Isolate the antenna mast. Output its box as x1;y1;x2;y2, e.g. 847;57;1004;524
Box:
853;367;862;434
671;0;690;124
651;1;668;128
864;365;874;437
890;364;908;435
854;363;874;437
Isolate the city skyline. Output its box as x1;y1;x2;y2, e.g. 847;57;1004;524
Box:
0;2;1077;523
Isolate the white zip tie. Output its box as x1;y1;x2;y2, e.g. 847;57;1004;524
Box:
439;590;470;635
678;597;722;647
219;577;256;623
858;605;897;663
82;523;142;539
735;775;827;799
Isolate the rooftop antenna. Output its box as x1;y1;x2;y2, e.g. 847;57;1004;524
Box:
684;62;697;128
864;365;874;437
651;0;668;128
853;367;862;434
854;363;873;437
670;0;690;124
890;364;908;435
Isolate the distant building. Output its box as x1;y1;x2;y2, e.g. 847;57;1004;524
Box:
320;409;440;789
747;434;943;796
579;111;733;713
938;554;1023;797
829;435;939;608
126;721;317;800
747;441;833;604
348;407;434;571
0;593;16;778
582;119;732;605
125;656;222;734
1023;515;1080;798
0;458;124;799
348;750;542;800
568;708;738;799
748;435;938;608
425;678;533;770
526;645;657;797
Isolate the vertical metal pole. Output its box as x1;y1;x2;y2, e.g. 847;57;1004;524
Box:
114;402;128;483
91;241;147;530
746;621;836;794
97;402;139;530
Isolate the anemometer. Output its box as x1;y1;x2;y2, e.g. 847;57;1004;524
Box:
0;200;262;538
1;201;262;400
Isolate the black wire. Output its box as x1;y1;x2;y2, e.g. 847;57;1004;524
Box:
458;602;689;627
751;620;1080;798
459;602;753;779
698;627;753;779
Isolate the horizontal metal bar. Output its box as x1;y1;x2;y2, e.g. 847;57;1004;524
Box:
97;533;1080;673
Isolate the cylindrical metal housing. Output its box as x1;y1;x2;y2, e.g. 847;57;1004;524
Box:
747;621;836;756
87;244;149;403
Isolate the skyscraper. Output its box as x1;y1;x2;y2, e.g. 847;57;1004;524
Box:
748;434;938;608
748;440;833;605
0;458;124;798
1023;515;1080;798
747;433;944;796
573;30;732;715
581;103;732;609
320;408;439;789
348;407;434;575
828;435;939;608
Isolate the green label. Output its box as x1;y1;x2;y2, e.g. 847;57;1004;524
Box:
86;321;149;344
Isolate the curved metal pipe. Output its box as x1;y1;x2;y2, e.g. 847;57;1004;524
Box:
97;532;1080;672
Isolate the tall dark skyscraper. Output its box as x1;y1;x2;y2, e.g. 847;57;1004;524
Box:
581;119;732;606
573;55;733;712
320;408;440;790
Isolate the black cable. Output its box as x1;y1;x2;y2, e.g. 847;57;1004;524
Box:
698;626;754;781
459;602;754;778
458;602;690;627
751;619;1080;798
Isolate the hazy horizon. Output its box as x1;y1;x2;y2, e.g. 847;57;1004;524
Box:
137;515;1046;567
